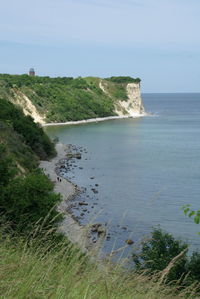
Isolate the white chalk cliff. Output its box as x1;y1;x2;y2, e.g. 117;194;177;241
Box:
99;81;145;117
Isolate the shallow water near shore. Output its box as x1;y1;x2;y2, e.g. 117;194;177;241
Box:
46;93;200;256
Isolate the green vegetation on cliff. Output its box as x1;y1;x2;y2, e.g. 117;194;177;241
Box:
0;74;142;122
0;99;60;232
105;76;141;84
0;98;55;160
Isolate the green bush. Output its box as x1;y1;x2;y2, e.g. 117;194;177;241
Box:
0;144;16;188
0;121;39;171
1;173;62;232
133;228;200;288
0;98;55;159
186;251;200;283
133;229;188;282
0;146;62;233
105;76;141;84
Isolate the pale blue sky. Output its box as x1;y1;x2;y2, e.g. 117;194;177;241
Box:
0;0;200;92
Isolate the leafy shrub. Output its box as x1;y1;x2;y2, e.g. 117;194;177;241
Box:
105;76;141;84
1;173;62;232
0;121;39;171
186;251;200;283
0;144;16;188
0;98;55;159
133;229;188;282
0;146;62;232
182;204;200;224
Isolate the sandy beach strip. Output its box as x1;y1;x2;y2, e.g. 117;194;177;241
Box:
40;143;92;253
42;114;145;127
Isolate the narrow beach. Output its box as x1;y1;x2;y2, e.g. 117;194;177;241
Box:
40;143;92;253
42;114;145;127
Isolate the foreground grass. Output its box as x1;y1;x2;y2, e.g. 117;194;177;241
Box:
0;235;198;299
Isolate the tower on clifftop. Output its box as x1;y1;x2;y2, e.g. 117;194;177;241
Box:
29;68;35;76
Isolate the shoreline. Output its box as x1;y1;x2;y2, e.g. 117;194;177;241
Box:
42;114;146;127
39;143;102;255
40;144;89;252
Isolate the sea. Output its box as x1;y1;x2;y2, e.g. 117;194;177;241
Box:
45;93;200;257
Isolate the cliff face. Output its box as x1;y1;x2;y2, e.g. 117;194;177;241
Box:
11;89;45;124
115;83;144;117
99;80;145;117
0;75;145;123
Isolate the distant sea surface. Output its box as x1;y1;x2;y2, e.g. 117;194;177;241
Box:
46;93;200;255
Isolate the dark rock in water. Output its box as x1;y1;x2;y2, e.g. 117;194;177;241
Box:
106;235;111;241
95;184;99;187
90;177;95;179
91;188;98;194
126;239;134;245
97;226;106;236
83;209;87;212
91;223;102;232
79;167;83;170
91;223;106;236
79;202;88;206
80;213;84;216
121;226;127;230
75;153;81;159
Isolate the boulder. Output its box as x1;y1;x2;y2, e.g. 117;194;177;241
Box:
121;226;127;230
97;226;106;236
79;202;88;206
91;223;102;232
125;239;134;245
75;153;81;159
91;188;98;194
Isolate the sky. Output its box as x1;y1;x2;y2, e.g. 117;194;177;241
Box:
0;0;200;92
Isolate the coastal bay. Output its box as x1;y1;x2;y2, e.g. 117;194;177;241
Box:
45;93;200;256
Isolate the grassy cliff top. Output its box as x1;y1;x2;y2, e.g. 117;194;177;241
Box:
0;74;141;87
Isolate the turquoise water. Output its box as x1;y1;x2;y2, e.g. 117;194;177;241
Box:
46;93;200;254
